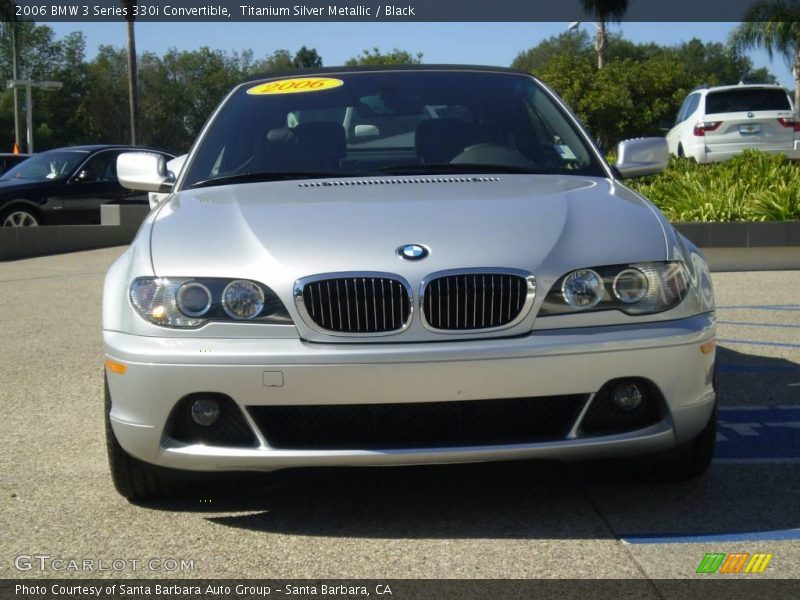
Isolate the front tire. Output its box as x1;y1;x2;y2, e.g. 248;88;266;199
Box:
1;206;40;227
656;401;717;481
643;372;718;481
105;375;177;501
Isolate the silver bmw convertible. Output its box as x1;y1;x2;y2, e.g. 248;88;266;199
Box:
104;66;717;501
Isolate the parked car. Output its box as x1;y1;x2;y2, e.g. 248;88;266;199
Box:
0;145;173;227
104;66;717;501
0;152;32;176
666;83;800;163
148;154;186;209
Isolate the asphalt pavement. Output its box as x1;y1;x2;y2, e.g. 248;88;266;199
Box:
1;247;798;580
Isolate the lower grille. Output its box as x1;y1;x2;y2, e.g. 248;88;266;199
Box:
248;395;587;450
166;393;258;448
422;271;532;330
297;274;411;334
580;379;663;435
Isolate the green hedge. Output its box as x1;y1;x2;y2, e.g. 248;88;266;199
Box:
625;151;800;222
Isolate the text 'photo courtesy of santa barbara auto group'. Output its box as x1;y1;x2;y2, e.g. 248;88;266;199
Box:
0;0;799;598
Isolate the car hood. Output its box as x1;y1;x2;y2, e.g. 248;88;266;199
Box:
150;174;671;338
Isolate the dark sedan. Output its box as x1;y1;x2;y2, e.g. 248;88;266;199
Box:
0;145;173;227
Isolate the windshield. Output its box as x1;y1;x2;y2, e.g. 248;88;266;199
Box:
705;88;792;114
2;151;88;181
182;70;605;189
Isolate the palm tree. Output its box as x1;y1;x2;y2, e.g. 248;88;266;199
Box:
731;1;800;118
121;0;138;144
580;0;629;69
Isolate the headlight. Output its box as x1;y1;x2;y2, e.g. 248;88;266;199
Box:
562;269;603;308
177;282;212;317
540;262;689;316
130;277;291;328
222;280;265;320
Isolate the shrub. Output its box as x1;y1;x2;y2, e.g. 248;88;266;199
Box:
626;151;800;222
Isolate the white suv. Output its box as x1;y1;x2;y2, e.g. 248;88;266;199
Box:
666;84;800;163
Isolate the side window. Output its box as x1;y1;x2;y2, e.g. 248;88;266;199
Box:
686;94;701;120
81;151;122;182
676;94;700;125
675;97;691;125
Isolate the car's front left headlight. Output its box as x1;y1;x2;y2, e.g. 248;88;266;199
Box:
539;262;689;316
130;277;292;328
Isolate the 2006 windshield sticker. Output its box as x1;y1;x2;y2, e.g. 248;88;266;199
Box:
247;77;344;95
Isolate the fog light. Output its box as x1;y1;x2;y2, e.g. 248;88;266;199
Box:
191;397;221;426
612;382;643;412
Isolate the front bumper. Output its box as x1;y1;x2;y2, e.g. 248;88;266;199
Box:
104;313;716;472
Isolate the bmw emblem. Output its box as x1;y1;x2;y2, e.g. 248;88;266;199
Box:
398;244;429;261
747;112;754;118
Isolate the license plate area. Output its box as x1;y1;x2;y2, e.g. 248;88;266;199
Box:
739;123;761;134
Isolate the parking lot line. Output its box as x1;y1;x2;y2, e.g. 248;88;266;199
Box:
719;338;800;349
717;304;800;311
718;320;800;328
621;528;800;545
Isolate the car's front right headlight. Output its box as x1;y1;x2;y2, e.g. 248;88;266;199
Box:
129;277;291;328
539;262;690;316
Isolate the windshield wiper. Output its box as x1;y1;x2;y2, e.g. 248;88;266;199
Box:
188;171;345;189
361;163;546;176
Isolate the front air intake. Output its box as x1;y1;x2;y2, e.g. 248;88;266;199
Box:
421;270;535;331
295;273;412;335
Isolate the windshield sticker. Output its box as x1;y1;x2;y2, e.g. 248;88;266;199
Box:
247;77;344;95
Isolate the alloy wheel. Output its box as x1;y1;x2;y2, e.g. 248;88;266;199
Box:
3;211;38;227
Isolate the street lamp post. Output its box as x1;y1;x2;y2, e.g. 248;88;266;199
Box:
568;21;606;70
5;79;63;153
10;24;22;151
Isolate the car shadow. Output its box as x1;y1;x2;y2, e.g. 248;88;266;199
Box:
716;345;800;406
143;344;799;542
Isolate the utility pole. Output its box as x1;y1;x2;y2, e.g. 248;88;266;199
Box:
6;80;63;153
10;22;22;149
122;0;138;145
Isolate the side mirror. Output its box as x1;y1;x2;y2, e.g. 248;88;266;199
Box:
117;152;175;192
615;137;668;179
76;169;97;182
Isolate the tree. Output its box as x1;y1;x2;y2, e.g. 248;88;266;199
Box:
0;1;21;149
121;0;138;144
81;45;130;144
536;52;696;150
292;46;322;69
730;0;800;117
579;0;629;69
345;48;423;66
253;49;294;72
513;32;778;147
0;22;90;150
138;47;250;152
513;30;593;72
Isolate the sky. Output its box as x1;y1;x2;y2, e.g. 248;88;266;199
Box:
48;21;795;89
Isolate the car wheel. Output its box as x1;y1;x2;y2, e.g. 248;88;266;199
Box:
1;207;39;227
677;144;685;158
657;401;717;481
104;375;177;502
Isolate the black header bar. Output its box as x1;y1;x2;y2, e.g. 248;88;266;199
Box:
2;0;797;22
